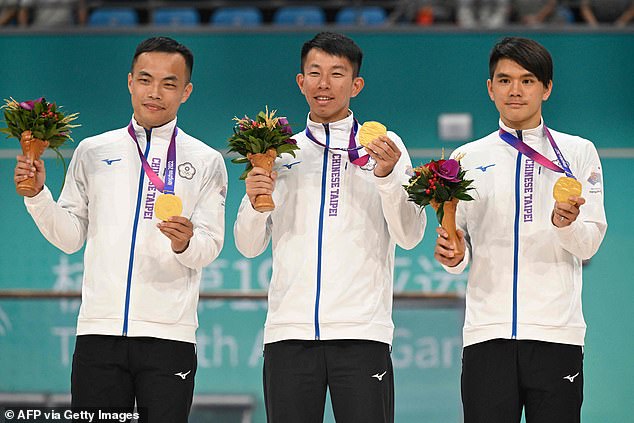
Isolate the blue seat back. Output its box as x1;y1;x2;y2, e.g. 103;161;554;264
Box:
211;7;263;26
154;8;200;26
273;6;325;26
336;7;387;26
88;8;138;27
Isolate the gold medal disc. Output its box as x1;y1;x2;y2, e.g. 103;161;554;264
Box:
155;193;183;221
553;176;582;204
359;121;387;148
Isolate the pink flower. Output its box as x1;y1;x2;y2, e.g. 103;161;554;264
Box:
278;117;293;135
431;159;460;182
19;97;44;110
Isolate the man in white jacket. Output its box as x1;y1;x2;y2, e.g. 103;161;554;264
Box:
434;37;607;422
234;32;425;423
13;37;227;422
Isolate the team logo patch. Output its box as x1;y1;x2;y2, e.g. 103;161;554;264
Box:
587;171;601;186
178;162;196;179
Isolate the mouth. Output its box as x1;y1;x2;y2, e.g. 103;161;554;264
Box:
506;102;525;108
143;103;164;111
314;96;333;104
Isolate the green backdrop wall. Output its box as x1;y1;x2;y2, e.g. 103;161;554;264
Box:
0;31;632;422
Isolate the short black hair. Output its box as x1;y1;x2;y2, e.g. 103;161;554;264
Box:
300;32;363;78
489;37;553;86
131;36;194;82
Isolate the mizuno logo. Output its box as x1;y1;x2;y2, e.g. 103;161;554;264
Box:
102;158;122;165
476;164;495;172
372;371;387;381
563;372;580;383
282;161;301;169
174;370;191;380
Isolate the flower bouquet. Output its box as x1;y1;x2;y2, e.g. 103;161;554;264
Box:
404;153;474;251
1;97;79;196
228;106;299;212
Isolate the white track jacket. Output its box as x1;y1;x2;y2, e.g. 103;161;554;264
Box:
24;118;227;343
445;120;607;347
234;113;426;345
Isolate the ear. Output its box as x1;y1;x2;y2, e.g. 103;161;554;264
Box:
128;73;133;95
350;76;365;98
542;80;553;101
181;82;193;104
486;79;494;101
296;73;305;94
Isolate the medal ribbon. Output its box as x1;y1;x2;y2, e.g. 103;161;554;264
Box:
305;119;371;166
499;125;575;178
128;121;178;194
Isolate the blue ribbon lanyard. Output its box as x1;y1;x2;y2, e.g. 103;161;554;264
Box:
498;125;574;179
127;121;178;193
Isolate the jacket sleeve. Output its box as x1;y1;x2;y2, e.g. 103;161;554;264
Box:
374;133;426;250
24;147;89;254
554;141;607;259
174;151;227;269
233;194;272;258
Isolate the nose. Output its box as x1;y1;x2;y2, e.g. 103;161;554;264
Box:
148;82;161;100
509;80;522;96
317;75;330;89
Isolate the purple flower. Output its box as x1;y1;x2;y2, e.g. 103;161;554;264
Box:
19;97;44;111
432;159;461;182
278;117;293;135
285;138;297;145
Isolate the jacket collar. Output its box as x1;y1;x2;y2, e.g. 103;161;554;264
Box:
130;116;178;145
499;118;545;147
305;111;356;149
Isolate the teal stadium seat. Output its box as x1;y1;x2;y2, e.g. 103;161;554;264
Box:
211;7;263;27
154;8;200;26
335;6;387;26
273;6;325;26
88;8;138;27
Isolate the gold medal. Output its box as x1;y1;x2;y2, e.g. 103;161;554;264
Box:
155;193;183;221
553;176;582;204
359;121;387;148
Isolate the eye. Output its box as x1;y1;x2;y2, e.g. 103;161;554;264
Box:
138;77;150;84
308;71;320;77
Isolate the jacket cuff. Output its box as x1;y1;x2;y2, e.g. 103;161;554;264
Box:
24;185;53;209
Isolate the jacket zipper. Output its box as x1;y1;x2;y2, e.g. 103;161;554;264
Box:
314;123;330;340
511;129;523;339
123;128;152;336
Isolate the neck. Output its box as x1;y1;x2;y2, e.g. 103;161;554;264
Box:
309;110;351;125
501;116;542;132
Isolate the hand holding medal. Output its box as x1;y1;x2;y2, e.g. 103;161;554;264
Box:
359;121;401;177
553;176;582;205
155;193;183;222
358;121;387;148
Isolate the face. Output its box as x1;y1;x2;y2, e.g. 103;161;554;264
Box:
487;58;552;130
128;52;193;129
296;48;364;124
